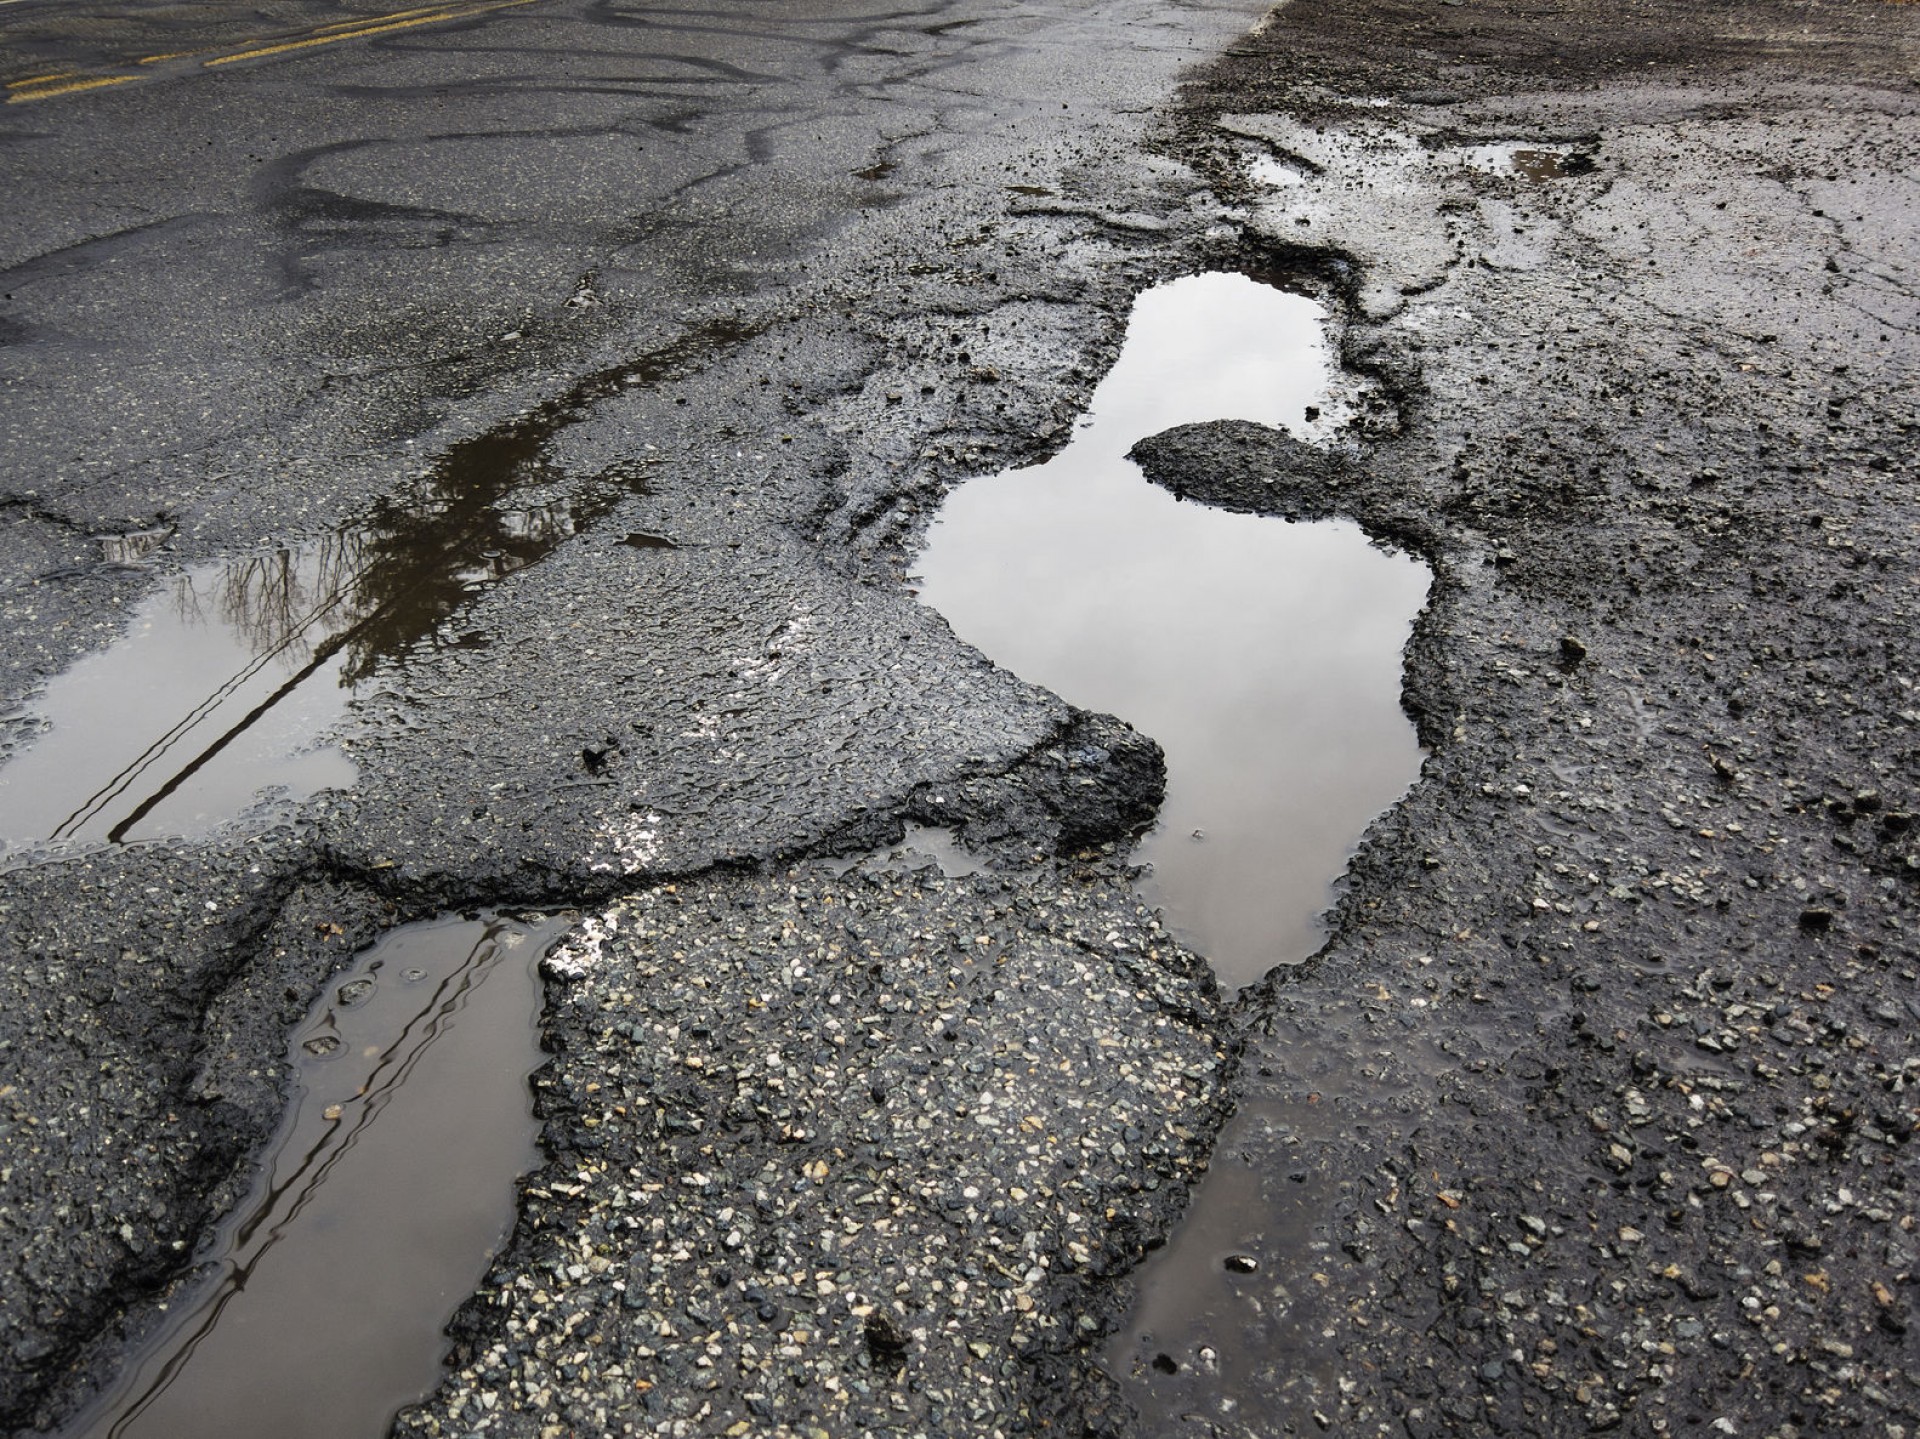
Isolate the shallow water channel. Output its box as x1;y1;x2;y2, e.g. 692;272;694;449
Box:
51;914;569;1439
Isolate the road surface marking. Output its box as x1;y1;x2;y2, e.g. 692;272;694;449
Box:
204;0;541;67
4;0;546;101
6;73;138;101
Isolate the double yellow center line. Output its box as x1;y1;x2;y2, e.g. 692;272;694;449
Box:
6;70;137;101
5;0;543;103
202;0;540;68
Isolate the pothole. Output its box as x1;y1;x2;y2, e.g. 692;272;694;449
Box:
913;268;1432;1428
1249;153;1310;188
825;821;988;880
0;319;754;859
1457;141;1594;180
50;913;571;1439
914;271;1429;987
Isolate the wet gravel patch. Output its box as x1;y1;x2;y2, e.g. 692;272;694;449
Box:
393;860;1228;1439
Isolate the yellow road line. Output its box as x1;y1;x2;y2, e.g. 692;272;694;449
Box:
204;0;537;67
5;0;545;104
310;2;457;36
6;74;138;101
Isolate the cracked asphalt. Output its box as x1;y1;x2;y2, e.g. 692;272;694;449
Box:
4;0;1919;1435
2;0;1263;1431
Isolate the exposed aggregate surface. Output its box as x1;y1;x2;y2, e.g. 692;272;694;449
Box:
394;863;1226;1439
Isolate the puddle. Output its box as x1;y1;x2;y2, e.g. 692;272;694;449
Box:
1248;154;1309;188
1457;142;1593;180
49;913;570;1439
1107;1080;1378;1430
0;319;753;856
1107;1098;1325;1405
914;272;1429;987
825;822;987;879
915;272;1429;1428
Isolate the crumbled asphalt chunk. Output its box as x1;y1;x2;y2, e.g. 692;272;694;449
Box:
391;863;1228;1439
1102;0;1920;1432
1130;422;1354;515
317;480;1069;901
902;713;1167;867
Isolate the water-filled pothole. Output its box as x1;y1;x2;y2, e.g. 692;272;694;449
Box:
50;913;570;1439
1459;141;1594;180
0;319;753;857
915;270;1430;1427
914;272;1429;987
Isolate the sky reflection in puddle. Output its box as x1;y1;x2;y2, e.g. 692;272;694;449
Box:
915;272;1429;987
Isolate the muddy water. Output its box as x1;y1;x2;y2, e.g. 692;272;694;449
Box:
0;320;751;856
914;272;1429;987
50;914;569;1439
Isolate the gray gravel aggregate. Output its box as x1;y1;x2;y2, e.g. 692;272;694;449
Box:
394;861;1227;1439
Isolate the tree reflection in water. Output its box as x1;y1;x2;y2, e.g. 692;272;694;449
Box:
0;315;759;847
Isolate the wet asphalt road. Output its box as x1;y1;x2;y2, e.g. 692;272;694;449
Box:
6;0;1920;1435
1;0;1267;1430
